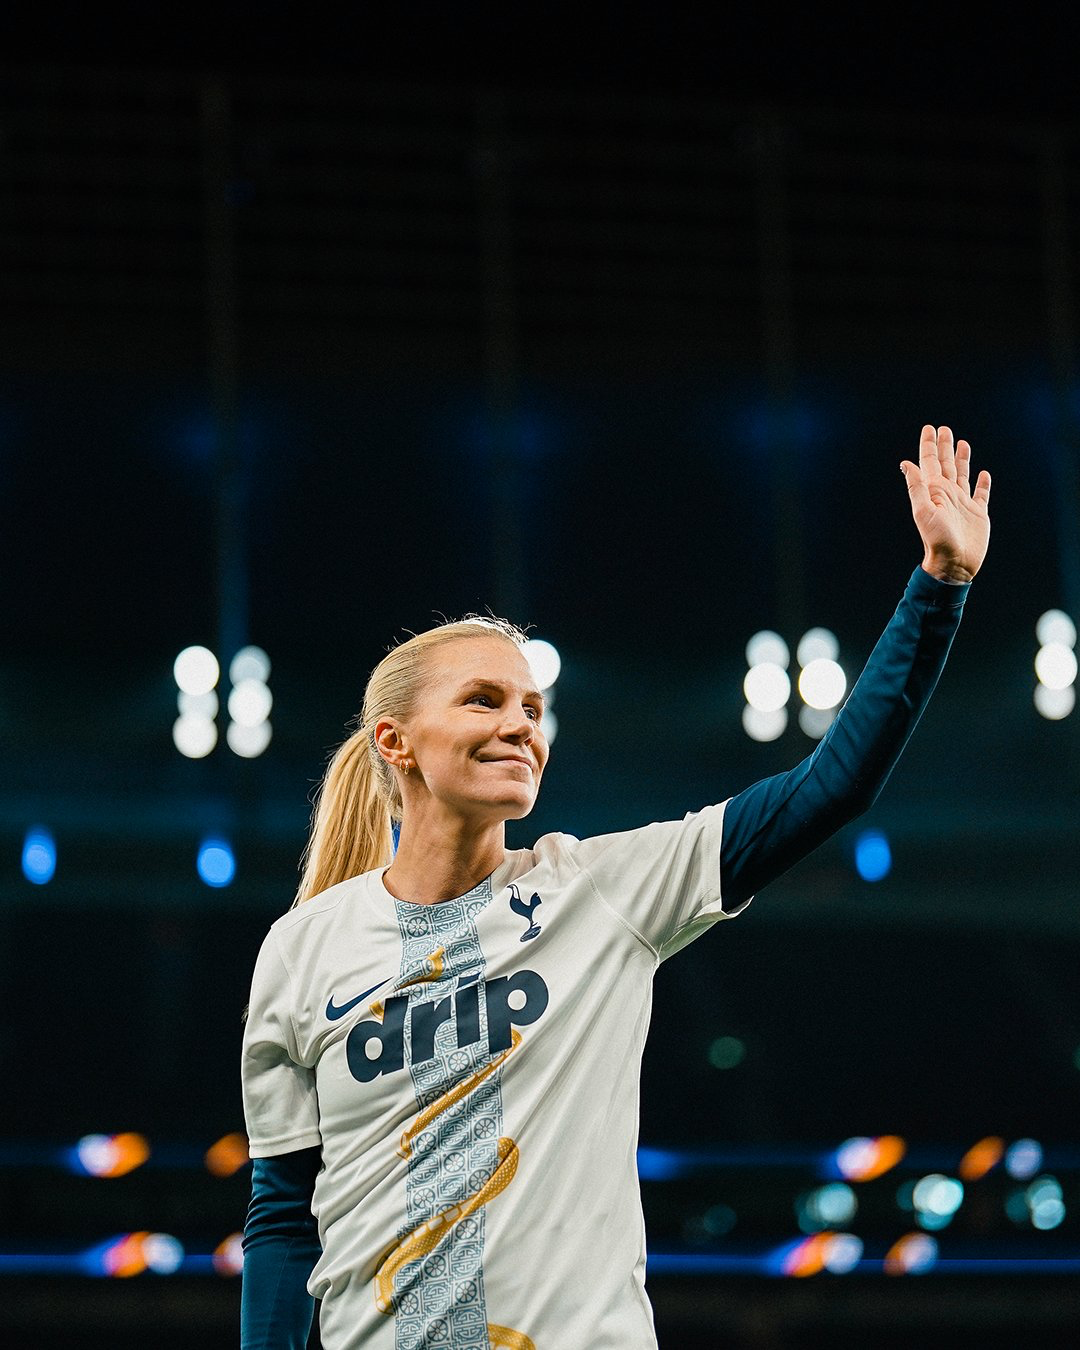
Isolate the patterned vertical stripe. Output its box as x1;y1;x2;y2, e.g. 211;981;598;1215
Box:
390;880;503;1350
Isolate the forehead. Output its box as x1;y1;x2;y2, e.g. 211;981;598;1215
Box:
427;636;537;695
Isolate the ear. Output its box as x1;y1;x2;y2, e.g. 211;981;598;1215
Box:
373;717;406;768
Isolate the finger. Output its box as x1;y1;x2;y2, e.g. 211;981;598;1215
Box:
900;460;932;510
955;438;972;492
973;468;991;508
919;425;940;477
937;425;957;481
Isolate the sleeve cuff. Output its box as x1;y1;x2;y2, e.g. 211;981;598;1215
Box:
907;563;971;609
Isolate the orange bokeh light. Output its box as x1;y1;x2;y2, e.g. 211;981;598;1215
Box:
205;1132;250;1177
102;1133;151;1178
104;1232;150;1278
958;1135;1004;1181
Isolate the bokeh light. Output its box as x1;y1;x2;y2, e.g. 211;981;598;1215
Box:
821;1233;863;1274
205;1133;250;1178
197;838;236;888
884;1232;938;1275
1034;683;1075;720
213;1233;245;1276
742;705;787;742
173;646;219;696
230;645;271;684
797;627;840;666
958;1136;1004;1181
173;713;218;759
798;1183;857;1233
744;663;791;712
1027;1176;1065;1230
22;827;57;884
854;829;892;882
702;1204;736;1237
72;1132;151;1178
833;1135;906;1182
1005;1138;1043;1180
228;678;273;727
143;1233;185;1275
746;630;790;669
523;638;561;690
799;705;836;739
1034;642;1078;690
798;658;847;710
912;1174;964;1219
226;720;273;758
1036;609;1076;648
177;689;219;719
708;1036;746;1070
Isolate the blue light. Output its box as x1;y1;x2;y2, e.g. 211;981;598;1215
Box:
855;829;891;882
22;828;56;885
197;838;235;888
636;1148;687;1181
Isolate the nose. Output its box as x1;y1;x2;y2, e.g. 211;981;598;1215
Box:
499;705;535;745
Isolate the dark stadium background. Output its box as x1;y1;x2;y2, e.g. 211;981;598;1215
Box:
2;4;1079;1346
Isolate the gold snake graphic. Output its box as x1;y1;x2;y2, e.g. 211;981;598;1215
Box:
374;1138;534;1349
375;1136;518;1312
369;947;446;1021
487;1326;536;1349
397;1029;522;1160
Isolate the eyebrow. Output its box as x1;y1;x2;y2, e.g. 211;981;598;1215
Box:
454;678;546;709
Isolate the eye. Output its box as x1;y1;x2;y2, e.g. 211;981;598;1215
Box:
525;706;540;721
467;694;493;707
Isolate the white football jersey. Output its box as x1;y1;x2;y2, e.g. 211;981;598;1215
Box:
242;799;747;1350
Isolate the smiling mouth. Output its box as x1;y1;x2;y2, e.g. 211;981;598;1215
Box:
481;757;532;769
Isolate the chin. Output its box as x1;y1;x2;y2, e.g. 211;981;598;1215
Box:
493;788;538;822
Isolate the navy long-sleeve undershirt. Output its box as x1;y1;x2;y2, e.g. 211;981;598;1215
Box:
240;564;970;1348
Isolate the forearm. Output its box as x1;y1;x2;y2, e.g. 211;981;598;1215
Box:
241;1149;322;1350
721;564;970;907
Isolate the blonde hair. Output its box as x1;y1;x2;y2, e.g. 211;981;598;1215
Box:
292;615;530;907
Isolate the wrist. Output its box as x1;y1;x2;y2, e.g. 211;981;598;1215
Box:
920;555;975;584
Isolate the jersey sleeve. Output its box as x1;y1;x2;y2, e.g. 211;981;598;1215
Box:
241;928;323;1159
561;799;747;960
718;564;971;910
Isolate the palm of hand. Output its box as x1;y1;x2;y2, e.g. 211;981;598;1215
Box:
900;425;992;583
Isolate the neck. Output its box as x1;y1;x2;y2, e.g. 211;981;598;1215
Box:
382;809;507;905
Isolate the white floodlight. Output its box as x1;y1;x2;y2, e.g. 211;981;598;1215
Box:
1034;684;1075;720
1035;643;1078;690
742;705;787;742
745;630;790;670
1036;610;1076;649
797;627;839;667
173;646;219;696
799;658;847;709
227;720;273;758
178;689;219;719
743;663;790;713
230;645;272;684
173;713;218;759
799;705;836;739
524;638;561;691
228;678;273;727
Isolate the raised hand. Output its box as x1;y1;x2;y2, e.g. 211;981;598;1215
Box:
900;425;992;583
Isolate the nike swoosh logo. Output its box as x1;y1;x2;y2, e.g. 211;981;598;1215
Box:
326;979;387;1021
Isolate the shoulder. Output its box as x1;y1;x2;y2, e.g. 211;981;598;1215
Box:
265;872;377;948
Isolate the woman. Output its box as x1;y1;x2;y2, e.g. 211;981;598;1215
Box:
241;426;991;1349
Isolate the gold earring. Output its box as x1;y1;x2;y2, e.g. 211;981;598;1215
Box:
402;759;411;775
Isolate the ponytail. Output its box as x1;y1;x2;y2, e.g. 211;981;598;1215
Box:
292;727;394;907
291;613;530;908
